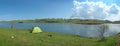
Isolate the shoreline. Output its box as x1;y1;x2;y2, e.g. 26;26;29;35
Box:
0;28;118;46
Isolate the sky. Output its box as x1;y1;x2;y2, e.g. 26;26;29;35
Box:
0;0;120;21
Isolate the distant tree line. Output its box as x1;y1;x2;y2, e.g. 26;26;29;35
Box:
5;18;120;24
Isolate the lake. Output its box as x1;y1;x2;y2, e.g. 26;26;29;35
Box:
0;22;120;38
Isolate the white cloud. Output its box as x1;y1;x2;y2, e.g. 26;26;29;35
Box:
73;0;120;21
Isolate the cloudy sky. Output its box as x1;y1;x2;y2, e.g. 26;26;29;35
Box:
73;0;120;21
0;0;120;21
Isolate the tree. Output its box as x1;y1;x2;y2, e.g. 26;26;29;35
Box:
98;24;109;41
10;22;14;28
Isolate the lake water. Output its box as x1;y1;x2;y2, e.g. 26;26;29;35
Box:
0;22;120;38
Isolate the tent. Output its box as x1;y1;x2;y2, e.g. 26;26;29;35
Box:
32;26;42;33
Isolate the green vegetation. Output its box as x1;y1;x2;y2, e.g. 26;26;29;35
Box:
5;18;111;24
0;28;118;46
2;18;120;24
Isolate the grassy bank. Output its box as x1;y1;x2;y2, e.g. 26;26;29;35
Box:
0;28;118;46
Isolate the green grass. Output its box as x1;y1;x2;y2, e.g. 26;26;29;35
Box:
0;28;118;46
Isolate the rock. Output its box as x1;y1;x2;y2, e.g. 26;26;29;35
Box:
11;36;15;39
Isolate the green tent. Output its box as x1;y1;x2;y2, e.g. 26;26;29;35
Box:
32;27;42;33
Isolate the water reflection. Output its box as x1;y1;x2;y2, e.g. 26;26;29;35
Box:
0;22;120;38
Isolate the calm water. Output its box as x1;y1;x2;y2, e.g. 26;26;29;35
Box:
0;22;120;38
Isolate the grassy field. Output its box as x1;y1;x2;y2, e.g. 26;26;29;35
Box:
0;28;118;46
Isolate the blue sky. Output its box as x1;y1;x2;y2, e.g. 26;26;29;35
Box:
0;0;73;21
0;0;120;21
